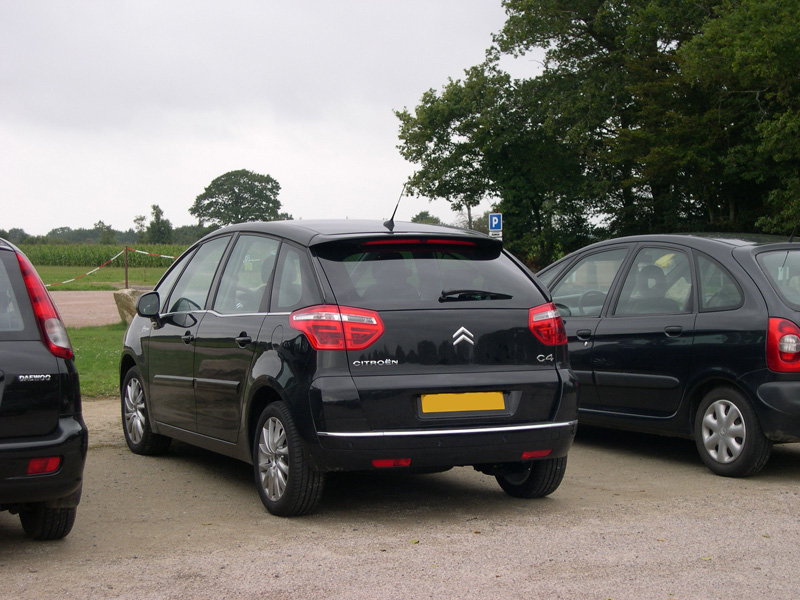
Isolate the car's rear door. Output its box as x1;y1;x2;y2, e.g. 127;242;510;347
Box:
592;244;696;417
193;234;279;442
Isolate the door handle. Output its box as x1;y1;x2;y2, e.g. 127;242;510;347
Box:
181;331;195;344
576;329;593;341
664;326;683;337
235;332;252;348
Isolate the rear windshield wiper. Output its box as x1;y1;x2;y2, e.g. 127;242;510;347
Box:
439;289;513;302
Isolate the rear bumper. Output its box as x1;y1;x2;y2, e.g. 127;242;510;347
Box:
309;420;577;471
756;381;800;442
0;415;88;508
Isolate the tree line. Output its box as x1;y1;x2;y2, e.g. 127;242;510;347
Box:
396;0;800;267
2;169;290;247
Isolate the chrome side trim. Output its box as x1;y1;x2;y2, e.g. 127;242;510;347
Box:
317;420;577;438
164;309;292;318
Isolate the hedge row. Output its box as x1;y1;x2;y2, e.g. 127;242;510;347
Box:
18;244;187;268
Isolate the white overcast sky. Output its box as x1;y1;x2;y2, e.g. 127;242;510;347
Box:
0;1;541;236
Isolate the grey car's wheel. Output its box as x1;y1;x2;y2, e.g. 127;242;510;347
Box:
694;387;772;477
253;402;325;517
122;367;171;455
19;504;76;540
496;456;567;498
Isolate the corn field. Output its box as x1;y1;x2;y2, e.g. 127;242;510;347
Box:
18;244;186;268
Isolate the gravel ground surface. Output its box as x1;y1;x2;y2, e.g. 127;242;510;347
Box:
6;291;796;599
51;291;123;328
3;400;800;599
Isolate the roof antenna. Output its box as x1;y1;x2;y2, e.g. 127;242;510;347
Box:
790;223;798;243
384;183;406;232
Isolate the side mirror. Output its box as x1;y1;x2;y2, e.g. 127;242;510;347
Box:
137;291;161;320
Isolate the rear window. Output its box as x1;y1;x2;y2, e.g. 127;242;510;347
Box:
314;238;544;309
0;251;36;340
758;249;800;310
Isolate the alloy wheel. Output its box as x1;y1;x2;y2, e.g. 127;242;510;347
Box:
257;416;290;501
124;377;146;445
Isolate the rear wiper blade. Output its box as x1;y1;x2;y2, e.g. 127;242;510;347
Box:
439;289;513;302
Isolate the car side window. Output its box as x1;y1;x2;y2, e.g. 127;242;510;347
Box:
549;249;628;317
614;247;693;315
213;235;280;314
154;250;193;312
270;245;321;312
165;236;230;313
0;256;26;334
698;253;743;311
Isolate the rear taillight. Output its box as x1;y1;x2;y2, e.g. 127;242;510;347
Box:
290;305;384;351
529;302;567;346
16;251;74;360
767;318;800;372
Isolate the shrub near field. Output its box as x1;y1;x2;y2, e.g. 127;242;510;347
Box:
18;244;187;267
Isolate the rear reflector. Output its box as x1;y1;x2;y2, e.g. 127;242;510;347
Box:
521;449;553;460
27;456;62;475
372;458;412;468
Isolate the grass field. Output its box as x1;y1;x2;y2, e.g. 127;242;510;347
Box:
68;322;128;397
39;265;169;291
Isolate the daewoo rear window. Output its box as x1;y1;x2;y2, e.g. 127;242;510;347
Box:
314;238;543;309
758;249;800;310
0;252;36;340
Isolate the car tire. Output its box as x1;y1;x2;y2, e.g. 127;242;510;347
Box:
694;387;772;477
19;504;76;540
122;367;171;455
495;456;567;499
253;402;325;517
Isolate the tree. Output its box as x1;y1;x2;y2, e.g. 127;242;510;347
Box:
190;169;289;227
679;0;800;233
397;62;592;265
133;215;147;240
94;221;116;244
144;205;173;244
410;211;443;225
396;67;504;229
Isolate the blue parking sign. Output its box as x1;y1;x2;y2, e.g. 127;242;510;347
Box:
489;213;502;231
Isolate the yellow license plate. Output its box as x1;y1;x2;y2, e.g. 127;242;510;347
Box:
420;392;505;413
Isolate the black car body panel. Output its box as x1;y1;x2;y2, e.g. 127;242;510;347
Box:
0;239;87;537
121;220;578;512
538;233;800;476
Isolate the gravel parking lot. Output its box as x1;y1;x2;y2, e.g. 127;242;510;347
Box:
6;291;794;599
2;397;800;600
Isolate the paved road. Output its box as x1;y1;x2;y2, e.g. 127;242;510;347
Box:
2;398;799;599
